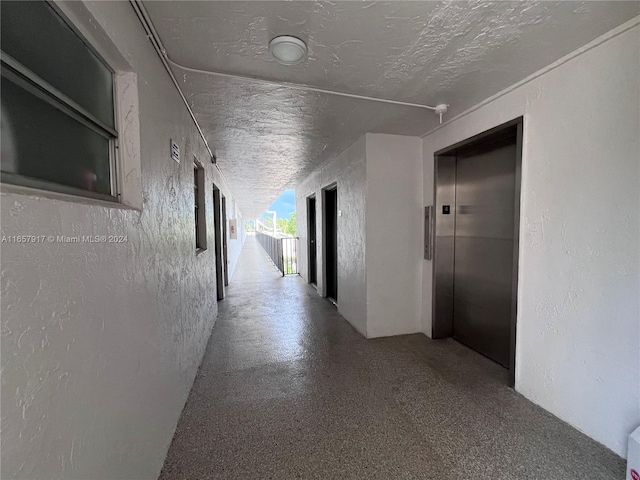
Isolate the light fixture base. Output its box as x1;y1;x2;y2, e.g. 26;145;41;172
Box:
269;35;308;65
434;104;449;124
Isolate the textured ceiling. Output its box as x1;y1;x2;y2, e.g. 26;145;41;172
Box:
143;1;639;219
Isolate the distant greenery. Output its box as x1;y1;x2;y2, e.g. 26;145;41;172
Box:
261;212;297;237
284;261;297;274
279;212;297;237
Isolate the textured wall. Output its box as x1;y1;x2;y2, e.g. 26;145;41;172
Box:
296;136;368;336
296;134;425;339
0;2;245;479
143;1;639;219
366;134;423;338
222;194;246;281
422;21;640;457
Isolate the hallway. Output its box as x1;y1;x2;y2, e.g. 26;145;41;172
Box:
159;237;624;480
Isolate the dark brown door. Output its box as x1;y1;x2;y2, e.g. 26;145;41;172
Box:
212;185;224;301
308;197;317;284
221;196;229;287
324;187;338;302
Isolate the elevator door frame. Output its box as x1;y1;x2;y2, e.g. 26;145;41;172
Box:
432;117;523;387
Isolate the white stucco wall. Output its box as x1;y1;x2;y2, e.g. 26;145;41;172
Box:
296;134;424;339
296;136;368;336
223;194;246;281
1;2;245;479
366;134;423;338
421;20;640;457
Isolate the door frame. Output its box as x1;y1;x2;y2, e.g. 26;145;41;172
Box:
212;184;224;301
307;195;317;285
432;117;523;387
322;183;338;303
221;195;229;287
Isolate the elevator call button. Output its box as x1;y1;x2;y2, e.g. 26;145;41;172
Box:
442;205;451;215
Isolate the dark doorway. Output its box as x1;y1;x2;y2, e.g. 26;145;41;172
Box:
212;185;224;301
433;118;522;386
307;196;317;285
221;195;229;287
324;186;338;302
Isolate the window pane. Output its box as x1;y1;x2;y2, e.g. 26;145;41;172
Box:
1;0;114;128
1;76;112;195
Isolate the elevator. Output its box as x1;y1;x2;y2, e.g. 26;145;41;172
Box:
432;118;522;386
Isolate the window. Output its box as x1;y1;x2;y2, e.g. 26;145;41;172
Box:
1;0;117;201
194;162;206;250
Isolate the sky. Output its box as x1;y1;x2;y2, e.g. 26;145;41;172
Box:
262;189;296;221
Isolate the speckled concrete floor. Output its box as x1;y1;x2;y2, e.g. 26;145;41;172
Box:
159;236;624;480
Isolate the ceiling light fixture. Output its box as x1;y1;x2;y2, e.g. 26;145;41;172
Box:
269;36;307;65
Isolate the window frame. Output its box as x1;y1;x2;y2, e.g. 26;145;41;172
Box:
0;0;119;203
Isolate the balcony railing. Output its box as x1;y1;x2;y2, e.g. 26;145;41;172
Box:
256;231;298;276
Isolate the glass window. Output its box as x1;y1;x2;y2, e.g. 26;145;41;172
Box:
1;0;114;127
0;0;117;200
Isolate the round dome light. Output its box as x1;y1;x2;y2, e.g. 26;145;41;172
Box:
269;36;307;65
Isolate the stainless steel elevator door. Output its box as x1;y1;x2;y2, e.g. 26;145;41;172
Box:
453;140;516;367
